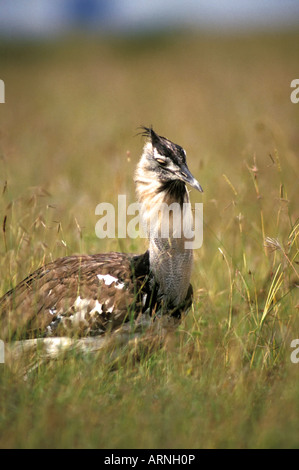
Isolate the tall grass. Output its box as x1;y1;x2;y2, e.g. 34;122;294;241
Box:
0;31;298;448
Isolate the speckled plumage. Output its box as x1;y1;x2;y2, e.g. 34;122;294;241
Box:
0;127;202;342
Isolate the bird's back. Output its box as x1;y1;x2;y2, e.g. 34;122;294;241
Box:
0;251;151;341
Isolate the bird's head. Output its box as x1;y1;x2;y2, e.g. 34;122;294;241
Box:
136;127;203;197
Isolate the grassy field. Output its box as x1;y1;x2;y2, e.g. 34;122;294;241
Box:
0;30;298;449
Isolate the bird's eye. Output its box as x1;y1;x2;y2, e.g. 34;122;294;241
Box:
156;158;167;166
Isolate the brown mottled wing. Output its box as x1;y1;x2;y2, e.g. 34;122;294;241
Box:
0;251;150;340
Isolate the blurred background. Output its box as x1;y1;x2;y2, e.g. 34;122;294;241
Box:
0;0;298;266
0;0;299;262
1;0;299;37
0;0;298;269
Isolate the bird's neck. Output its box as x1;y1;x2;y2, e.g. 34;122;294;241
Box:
135;164;194;306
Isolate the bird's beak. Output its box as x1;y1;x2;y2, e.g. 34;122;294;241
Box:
179;164;203;192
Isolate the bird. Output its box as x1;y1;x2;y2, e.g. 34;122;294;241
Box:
0;127;203;344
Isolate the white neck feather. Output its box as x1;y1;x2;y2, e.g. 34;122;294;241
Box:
135;149;194;306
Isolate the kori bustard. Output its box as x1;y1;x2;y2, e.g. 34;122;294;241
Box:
0;127;202;342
